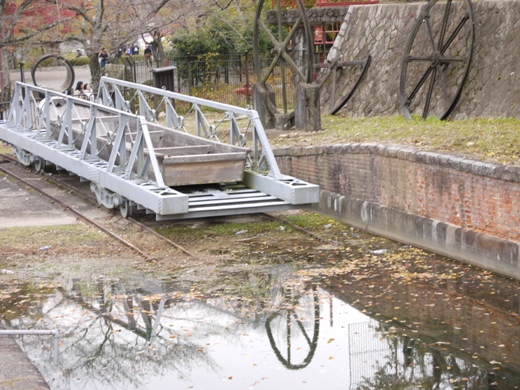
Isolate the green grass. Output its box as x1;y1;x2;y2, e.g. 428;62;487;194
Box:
269;115;520;166
155;220;296;241
0;225;106;249
0;142;11;154
284;211;337;229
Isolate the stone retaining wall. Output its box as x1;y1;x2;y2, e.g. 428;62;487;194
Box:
320;0;520;119
274;144;520;279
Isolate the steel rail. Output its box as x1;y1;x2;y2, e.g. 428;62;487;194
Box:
128;217;197;258
0;152;198;259
0;156;155;261
1;153;321;258
262;212;329;244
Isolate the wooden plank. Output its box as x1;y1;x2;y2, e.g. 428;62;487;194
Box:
163;152;248;164
154;145;213;156
163;159;245;186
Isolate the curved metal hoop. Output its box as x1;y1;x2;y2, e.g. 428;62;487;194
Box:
31;54;75;94
317;55;372;115
400;0;475;120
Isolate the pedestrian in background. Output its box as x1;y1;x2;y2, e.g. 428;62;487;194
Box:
144;45;152;67
99;48;108;69
83;83;93;101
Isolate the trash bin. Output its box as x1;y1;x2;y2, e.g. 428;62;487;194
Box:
152;66;176;92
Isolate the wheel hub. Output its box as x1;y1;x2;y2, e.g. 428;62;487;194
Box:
431;50;442;67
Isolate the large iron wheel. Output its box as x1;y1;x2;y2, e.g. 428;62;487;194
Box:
316;54;371;115
400;0;475;120
253;0;314;125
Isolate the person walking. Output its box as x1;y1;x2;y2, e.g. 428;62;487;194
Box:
99;48;108;69
144;45;152;67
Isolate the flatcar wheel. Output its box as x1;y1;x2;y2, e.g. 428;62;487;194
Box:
13;147;32;166
400;0;475;120
253;0;314;124
119;200;133;218
33;157;46;173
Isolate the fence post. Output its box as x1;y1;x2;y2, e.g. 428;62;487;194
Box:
187;53;193;96
19;62;26;99
245;51;250;107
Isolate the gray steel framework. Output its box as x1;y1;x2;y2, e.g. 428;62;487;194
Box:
0;79;319;219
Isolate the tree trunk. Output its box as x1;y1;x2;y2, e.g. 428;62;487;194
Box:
88;52;102;94
1;47;11;103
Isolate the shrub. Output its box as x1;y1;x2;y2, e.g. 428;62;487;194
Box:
67;56;91;66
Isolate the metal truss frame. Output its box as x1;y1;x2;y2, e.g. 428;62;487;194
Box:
0;79;319;218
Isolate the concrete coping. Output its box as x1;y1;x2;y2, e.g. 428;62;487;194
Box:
273;143;520;183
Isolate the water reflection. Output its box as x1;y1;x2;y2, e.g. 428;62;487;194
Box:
1;261;519;389
265;284;320;370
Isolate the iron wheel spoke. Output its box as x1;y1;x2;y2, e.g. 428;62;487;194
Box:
436;63;449;103
425;16;437;51
406;66;434;106
441;14;470;54
437;0;453;50
422;66;437;119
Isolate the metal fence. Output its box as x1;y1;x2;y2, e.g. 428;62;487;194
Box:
119;54;255;108
121;51;332;108
173;54;255;108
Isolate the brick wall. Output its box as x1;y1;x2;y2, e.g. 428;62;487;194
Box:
275;144;520;279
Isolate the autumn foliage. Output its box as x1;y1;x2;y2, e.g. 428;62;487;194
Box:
2;0;78;41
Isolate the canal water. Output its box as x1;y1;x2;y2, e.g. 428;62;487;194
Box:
1;228;519;389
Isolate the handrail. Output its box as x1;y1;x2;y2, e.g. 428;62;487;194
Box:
7;81;168;188
0;329;59;363
97;76;285;179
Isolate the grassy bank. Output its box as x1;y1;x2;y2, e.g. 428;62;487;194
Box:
268;115;520;167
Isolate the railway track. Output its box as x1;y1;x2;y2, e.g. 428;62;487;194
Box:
0;152;198;261
0;151;330;263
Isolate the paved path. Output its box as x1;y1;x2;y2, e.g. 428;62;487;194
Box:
0;336;49;390
0;169;78;228
9;65;92;92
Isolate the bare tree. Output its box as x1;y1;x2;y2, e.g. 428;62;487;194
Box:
64;0;202;92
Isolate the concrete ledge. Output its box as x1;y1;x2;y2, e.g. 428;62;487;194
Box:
274;142;520;280
277;143;520;182
314;190;520;280
0;335;49;390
